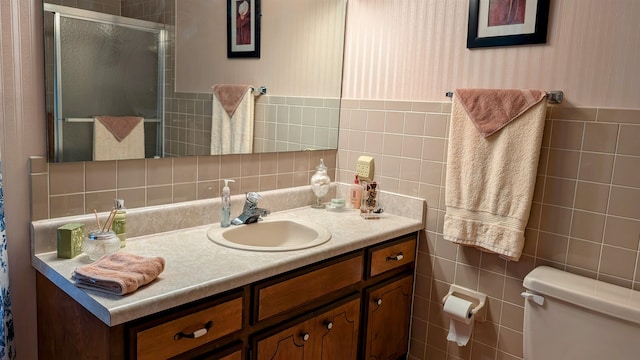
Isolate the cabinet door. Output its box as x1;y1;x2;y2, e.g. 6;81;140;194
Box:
256;315;315;360
315;298;360;360
256;298;360;360
364;274;414;360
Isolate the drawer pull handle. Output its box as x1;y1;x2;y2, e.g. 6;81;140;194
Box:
302;332;310;342
325;321;334;330
375;298;383;306
174;321;213;340
386;252;404;261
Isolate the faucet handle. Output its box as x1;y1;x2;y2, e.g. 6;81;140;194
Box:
246;192;261;204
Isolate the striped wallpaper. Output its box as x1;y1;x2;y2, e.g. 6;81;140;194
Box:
342;0;640;108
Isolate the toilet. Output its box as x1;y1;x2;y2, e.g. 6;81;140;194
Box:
522;266;640;360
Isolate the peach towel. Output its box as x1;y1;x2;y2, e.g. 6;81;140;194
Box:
212;84;252;117
443;89;547;261
95;116;143;141
93;116;145;160
454;89;546;137
72;252;165;295
211;84;254;155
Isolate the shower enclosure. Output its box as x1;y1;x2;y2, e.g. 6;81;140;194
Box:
44;4;166;162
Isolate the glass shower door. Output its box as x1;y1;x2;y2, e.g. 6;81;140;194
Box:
46;5;165;162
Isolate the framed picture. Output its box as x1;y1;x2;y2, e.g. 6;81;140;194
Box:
227;0;261;58
467;0;550;49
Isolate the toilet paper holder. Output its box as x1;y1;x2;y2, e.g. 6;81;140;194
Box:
442;285;487;322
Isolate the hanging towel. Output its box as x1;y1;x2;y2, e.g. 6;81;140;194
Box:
443;89;547;261
93;116;145;161
72;252;165;295
211;85;254;155
454;89;546;137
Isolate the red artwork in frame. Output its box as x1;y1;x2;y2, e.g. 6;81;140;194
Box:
467;0;550;49
227;0;261;58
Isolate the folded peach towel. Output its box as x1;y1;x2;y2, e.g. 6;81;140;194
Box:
211;84;254;155
454;89;546;137
95;116;143;141
93;116;145;161
443;89;547;261
72;252;165;295
212;84;252;118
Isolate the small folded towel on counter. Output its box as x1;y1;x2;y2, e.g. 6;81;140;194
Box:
443;89;547;261
72;252;165;295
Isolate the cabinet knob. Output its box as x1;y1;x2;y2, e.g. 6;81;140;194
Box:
301;332;310;342
386;252;404;261
325;321;334;330
375;298;383;306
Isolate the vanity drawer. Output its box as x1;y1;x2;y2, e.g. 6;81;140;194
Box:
369;235;416;277
136;296;243;360
256;254;363;321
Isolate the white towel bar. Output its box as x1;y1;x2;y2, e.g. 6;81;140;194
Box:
64;118;159;123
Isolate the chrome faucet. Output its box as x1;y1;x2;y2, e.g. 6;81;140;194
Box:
231;192;270;225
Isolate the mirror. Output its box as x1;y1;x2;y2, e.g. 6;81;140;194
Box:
43;0;347;162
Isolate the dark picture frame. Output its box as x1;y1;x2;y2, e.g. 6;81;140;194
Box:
227;0;261;58
467;0;550;49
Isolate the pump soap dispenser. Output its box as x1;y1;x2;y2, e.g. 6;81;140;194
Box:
221;179;235;227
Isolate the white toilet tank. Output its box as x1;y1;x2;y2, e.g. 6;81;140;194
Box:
522;266;640;360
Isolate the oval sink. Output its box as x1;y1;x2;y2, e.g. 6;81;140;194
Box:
207;219;331;251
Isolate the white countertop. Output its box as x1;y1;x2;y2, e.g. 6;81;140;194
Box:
32;204;423;326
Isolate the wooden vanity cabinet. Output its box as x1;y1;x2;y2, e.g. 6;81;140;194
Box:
362;234;417;359
368;234;416;277
362;274;414;359
253;296;360;360
129;293;243;360
36;231;418;360
254;254;364;323
36;273;125;360
252;233;418;360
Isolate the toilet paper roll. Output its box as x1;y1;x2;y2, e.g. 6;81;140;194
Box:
443;295;474;346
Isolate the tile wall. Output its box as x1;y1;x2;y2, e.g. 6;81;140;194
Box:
121;0;174;24
336;99;640;360
253;96;340;153
163;93;341;157
45;0;121;15
30;151;336;221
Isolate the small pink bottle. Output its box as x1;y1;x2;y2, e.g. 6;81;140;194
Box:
349;175;363;209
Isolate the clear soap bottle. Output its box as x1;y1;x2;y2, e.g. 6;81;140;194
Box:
221;179;235;227
113;199;126;248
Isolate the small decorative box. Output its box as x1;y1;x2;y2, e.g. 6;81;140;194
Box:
57;223;85;259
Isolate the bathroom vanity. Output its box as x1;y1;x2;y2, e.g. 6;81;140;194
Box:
31;187;425;359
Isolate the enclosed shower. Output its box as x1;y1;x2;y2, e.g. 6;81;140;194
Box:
44;4;166;162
